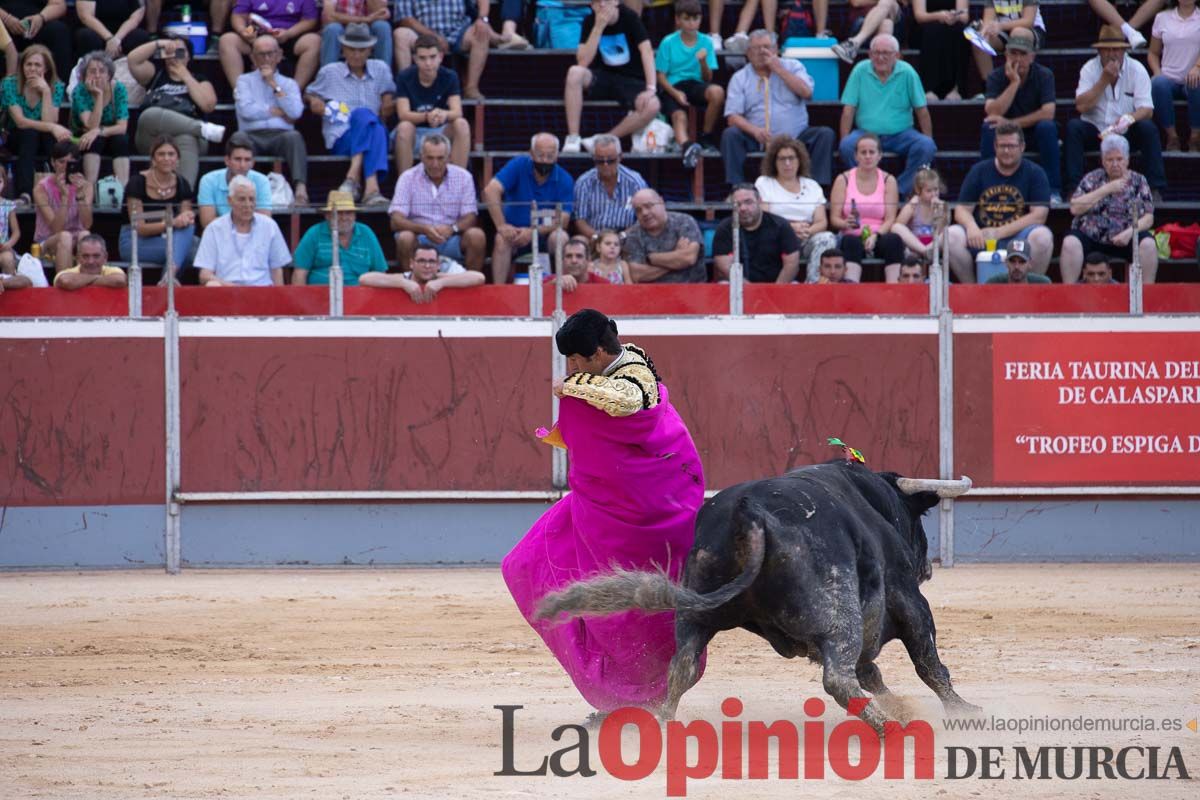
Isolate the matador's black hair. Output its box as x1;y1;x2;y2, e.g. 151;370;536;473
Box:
556;309;621;357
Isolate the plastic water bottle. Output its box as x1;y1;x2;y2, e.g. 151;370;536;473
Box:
646;130;656;152
181;5;191;23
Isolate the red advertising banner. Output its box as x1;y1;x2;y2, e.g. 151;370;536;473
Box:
993;332;1200;484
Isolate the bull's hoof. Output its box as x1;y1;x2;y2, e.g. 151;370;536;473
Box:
946;700;984;717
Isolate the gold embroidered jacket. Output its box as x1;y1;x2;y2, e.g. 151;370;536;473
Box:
561;343;661;417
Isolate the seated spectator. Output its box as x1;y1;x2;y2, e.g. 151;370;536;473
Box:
72;51;130;190
972;0;1047;85
656;0;725;167
897;254;927;283
292;191;388;285
193;176;290;286
1082;252;1120;284
839;34;936;196
722;29;835;186
1087;0;1164;49
119;135;197;278
320;0;392;67
390;133;485;272
34;140;93;276
359;244;486;299
623;188;707;283
201;0;235;40
494;1;532;50
75;0;151;60
984;238;1049;283
235;35;310;207
197;133;274;228
53;234;127;290
1148;0;1200;152
1066;26;1165;200
832;0;903;64
0;168;21;280
892;166;945;275
128;37;224;189
393;0;491;98
556;236;594;291
913;0;970;101
589;229;634;284
572;134;647;239
829;133;904;282
305;23;396;205
1;45;66;204
816;247;857;283
713;185;802;283
1060;134;1158;283
980;27;1061;201
0;0;72;79
482;133;573;284
219;0;320;92
755;136;838;283
393;34;469;174
947;121;1053;282
563;0;661;154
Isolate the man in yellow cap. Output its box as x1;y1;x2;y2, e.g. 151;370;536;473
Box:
291;191;388;285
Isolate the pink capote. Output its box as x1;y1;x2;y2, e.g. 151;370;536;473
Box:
501;384;706;711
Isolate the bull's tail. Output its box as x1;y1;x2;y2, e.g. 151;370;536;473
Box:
534;496;768;621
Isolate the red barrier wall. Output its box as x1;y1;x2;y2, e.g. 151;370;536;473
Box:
0;339;165;505
178;337;553;492
8;284;1196;318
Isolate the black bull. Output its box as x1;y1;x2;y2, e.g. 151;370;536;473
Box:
536;460;979;732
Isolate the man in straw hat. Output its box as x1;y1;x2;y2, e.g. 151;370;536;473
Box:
291;191;388;285
501;309;705;725
1065;24;1164;200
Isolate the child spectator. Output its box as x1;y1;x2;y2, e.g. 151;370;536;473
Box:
590;229;633;284
892;166;945;279
655;0;725;168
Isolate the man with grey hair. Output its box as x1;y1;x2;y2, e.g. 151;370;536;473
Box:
53;234;128;291
390;133;484;273
571;134;648;238
623;188;706;283
722;29;835;186
482;132;574;284
193;175;291;286
234;34;310;207
839;33;936;195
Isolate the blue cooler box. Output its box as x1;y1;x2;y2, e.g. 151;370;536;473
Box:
163;22;209;56
782;37;839;102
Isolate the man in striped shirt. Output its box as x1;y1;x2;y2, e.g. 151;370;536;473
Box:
572;134;648;239
388;133;486;272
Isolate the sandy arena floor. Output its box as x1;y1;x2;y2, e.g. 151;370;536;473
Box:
1;565;1197;799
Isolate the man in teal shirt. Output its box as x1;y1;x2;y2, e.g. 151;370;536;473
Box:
291;191;388;285
838;34;936;195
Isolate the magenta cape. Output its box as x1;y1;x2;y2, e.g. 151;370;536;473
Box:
501;383;706;711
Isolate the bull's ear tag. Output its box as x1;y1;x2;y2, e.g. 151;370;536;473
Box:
827;437;866;465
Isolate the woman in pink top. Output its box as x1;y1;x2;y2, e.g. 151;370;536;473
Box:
828;133;904;282
1149;0;1200;151
33;140;93;276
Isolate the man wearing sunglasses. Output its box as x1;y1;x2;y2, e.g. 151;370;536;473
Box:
571;134;647;239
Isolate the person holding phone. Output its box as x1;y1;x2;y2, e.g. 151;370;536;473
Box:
33;140;94;276
0;0;72;79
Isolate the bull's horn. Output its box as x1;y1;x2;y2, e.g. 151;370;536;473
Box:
896;476;973;498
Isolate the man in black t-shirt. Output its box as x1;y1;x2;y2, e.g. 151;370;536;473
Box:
562;0;660;154
393;34;470;173
979;27;1061;201
712;185;801;283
